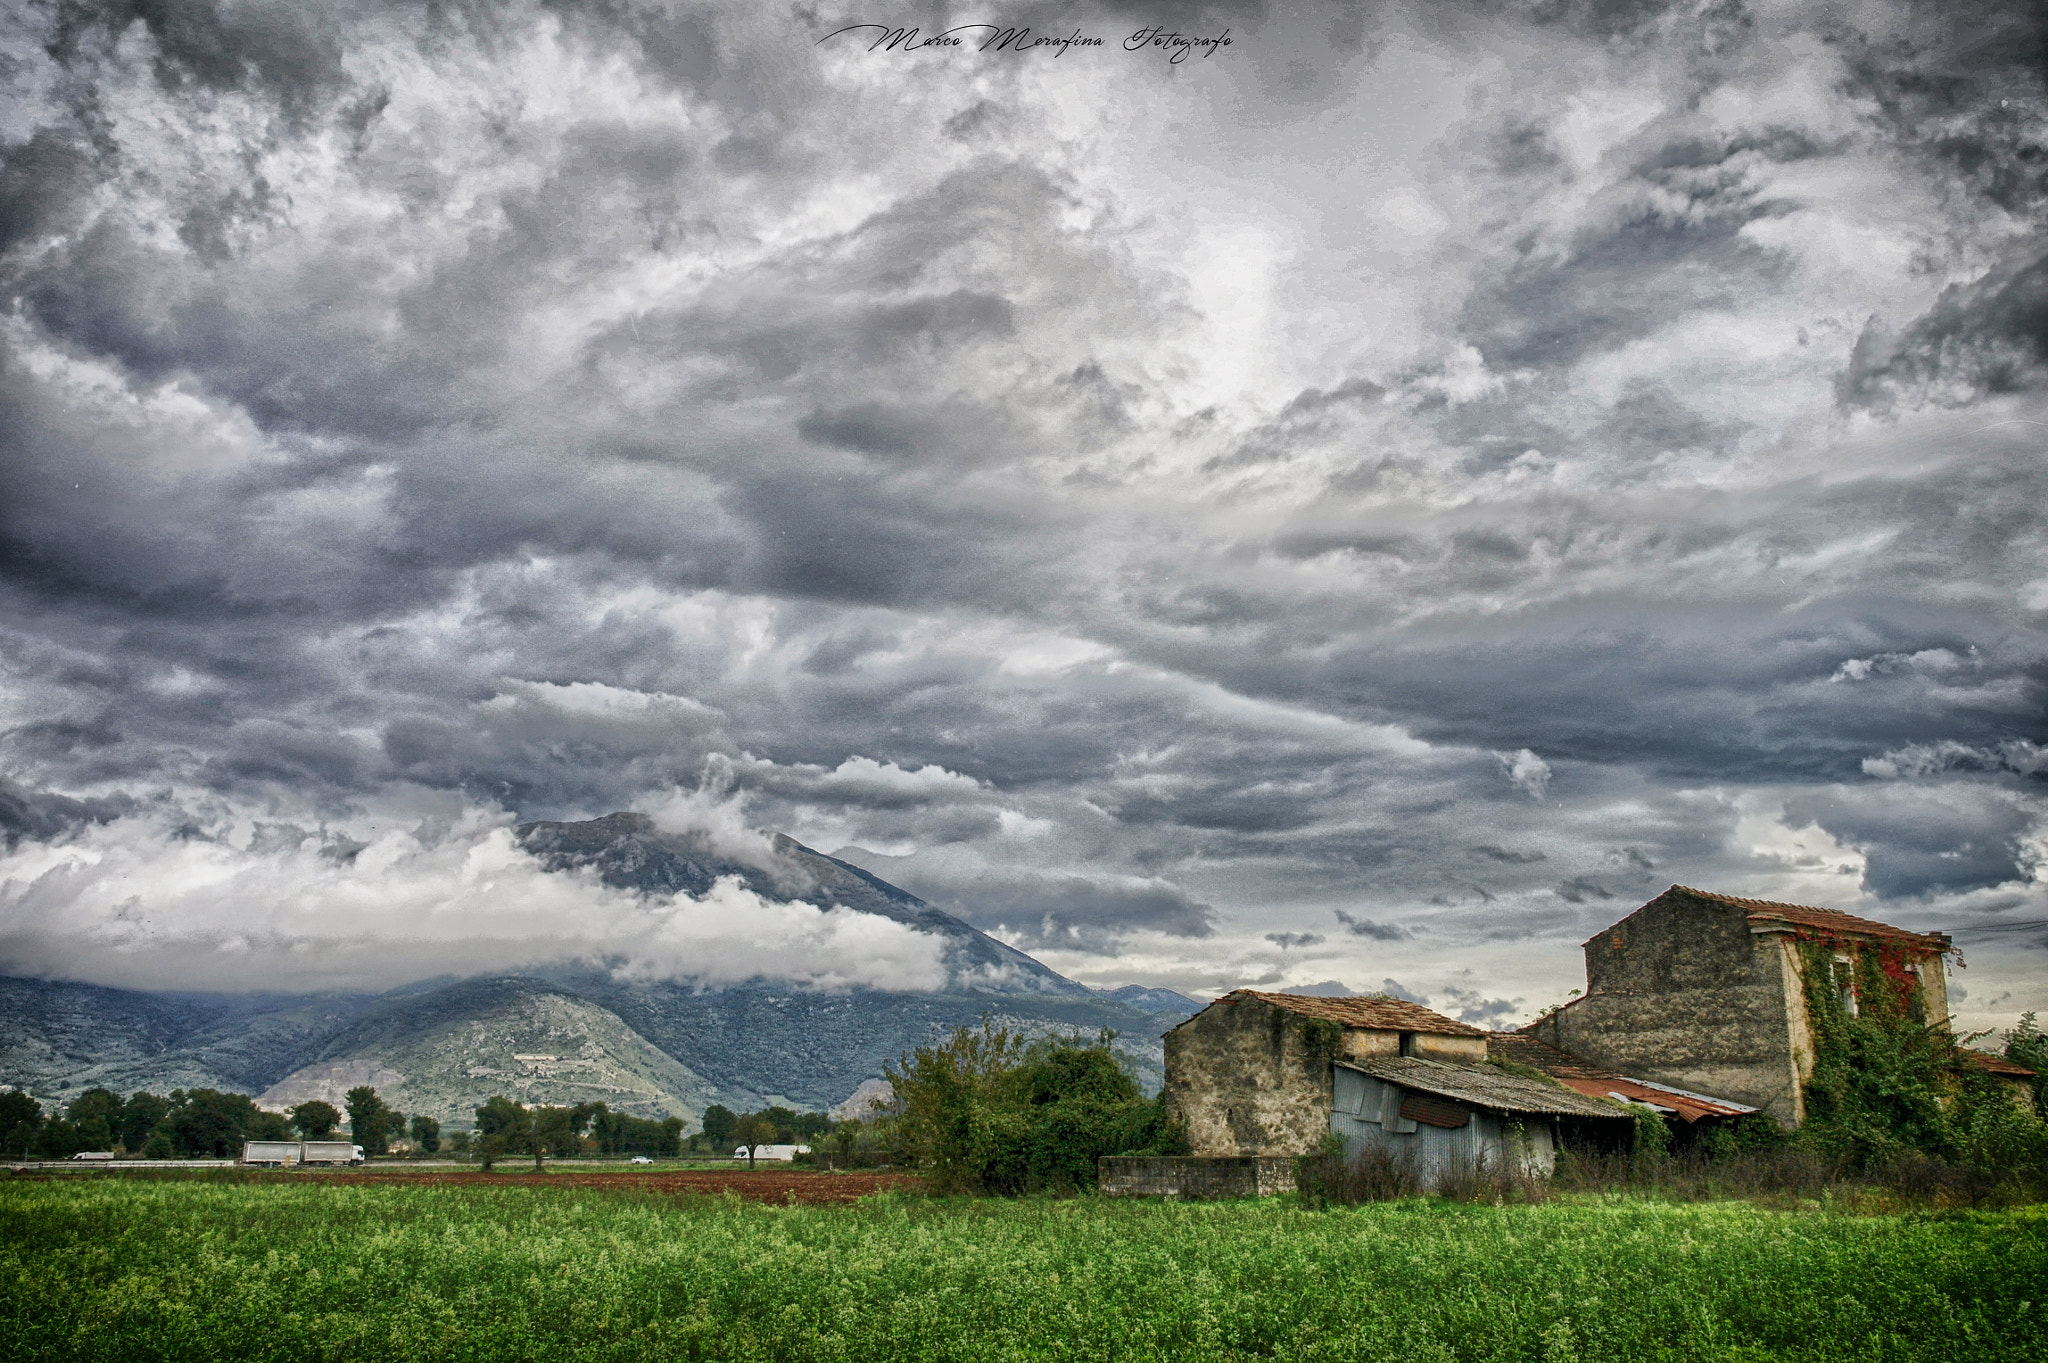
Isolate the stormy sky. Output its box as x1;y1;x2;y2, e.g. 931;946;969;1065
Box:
0;0;2043;1028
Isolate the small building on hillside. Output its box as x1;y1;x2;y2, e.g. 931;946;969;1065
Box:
1104;990;1629;1195
1524;885;1954;1126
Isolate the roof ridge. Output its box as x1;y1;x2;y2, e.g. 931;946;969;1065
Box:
1661;885;1948;947
1233;989;1486;1036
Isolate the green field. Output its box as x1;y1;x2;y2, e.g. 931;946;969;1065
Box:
2;1178;2040;1362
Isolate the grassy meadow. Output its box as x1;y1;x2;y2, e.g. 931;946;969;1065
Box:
1;1175;2041;1363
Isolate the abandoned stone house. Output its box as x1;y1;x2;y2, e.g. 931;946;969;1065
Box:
1126;990;1630;1193
1101;883;2031;1197
1524;884;1956;1126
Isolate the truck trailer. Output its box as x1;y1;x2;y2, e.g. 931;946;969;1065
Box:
239;1140;365;1167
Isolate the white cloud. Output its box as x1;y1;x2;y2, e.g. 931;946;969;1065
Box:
0;804;947;994
1498;749;1552;801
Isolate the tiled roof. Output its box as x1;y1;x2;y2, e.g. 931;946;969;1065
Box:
1662;885;1951;951
1340;1056;1633;1119
1229;989;1487;1036
1487;1032;1622;1081
1965;1050;2038;1078
1489;1033;1757;1121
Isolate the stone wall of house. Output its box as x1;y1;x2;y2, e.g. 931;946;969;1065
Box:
1164;996;1337;1157
1097;1156;1299;1198
1529;892;1808;1125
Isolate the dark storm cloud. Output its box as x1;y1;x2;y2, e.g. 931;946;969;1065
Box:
48;0;349;112
1333;910;1406;941
1782;785;2037;900
0;777;126;848
1840;251;2048;409
0;0;2043;1015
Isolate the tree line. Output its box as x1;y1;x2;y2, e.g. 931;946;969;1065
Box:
465;1097;687;1168
0;1085;438;1160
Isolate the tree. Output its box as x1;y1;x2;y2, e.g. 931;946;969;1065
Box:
475;1096;530;1172
731;1113;778;1169
119;1093;171;1152
2006;1013;2048;1110
344;1087;394;1157
290;1101;342;1140
409;1114;441;1154
67;1089;122;1150
587;1104;685;1157
532;1106;577;1166
832;1120;860;1170
701;1104;737;1149
248;1110;293;1141
31;1117;88;1159
0;1091;40;1159
161;1089;263;1157
882;1021;1179;1194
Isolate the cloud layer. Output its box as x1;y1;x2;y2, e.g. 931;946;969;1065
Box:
0;0;2043;1028
0;799;949;992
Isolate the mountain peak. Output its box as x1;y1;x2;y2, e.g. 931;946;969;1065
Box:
513;813;1092;998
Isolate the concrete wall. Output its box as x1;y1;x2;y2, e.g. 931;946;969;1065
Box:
1098;1156;1298;1199
1328;1066;1556;1184
1165;996;1341;1156
1530;893;1809;1125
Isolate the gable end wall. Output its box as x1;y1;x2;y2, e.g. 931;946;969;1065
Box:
1530;891;1807;1124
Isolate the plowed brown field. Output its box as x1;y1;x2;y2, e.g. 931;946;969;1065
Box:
308;1168;920;1204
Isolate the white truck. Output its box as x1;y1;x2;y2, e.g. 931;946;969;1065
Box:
239;1140;365;1167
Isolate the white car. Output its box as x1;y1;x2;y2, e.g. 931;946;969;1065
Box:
628;1155;653;1164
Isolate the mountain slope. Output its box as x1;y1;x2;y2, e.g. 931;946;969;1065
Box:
258;977;725;1125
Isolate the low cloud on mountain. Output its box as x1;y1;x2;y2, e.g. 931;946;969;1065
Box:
0;799;949;993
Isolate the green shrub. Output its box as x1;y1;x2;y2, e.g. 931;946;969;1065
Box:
882;1019;1179;1193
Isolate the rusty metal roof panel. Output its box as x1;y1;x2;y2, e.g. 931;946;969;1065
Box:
1339;1056;1634;1119
1231;989;1487;1037
1555;1076;1756;1122
1491;1033;1757;1121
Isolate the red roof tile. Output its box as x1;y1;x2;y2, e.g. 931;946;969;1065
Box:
1965;1050;2037;1078
1228;989;1486;1037
1663;885;1951;951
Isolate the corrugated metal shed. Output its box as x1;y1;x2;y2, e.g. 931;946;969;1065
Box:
1338;1056;1632;1119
